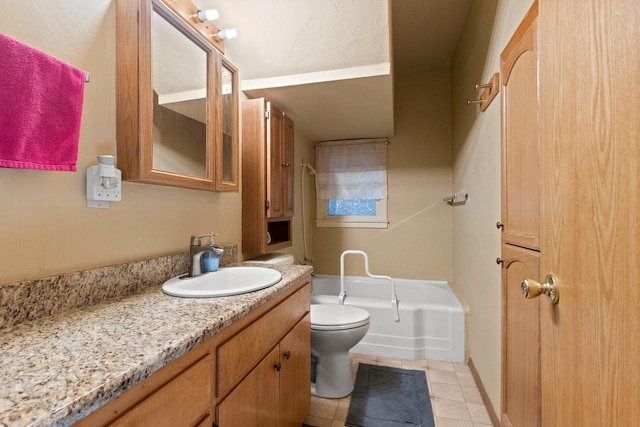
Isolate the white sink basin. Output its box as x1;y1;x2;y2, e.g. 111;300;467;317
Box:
162;267;282;298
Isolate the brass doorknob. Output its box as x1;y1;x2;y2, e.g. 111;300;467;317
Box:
521;274;559;304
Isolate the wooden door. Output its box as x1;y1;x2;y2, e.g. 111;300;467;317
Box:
279;315;311;427
267;102;284;218
501;245;540;427
537;0;640;425
282;114;295;218
216;346;280;427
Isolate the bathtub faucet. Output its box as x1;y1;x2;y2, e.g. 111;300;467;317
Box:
339;250;400;322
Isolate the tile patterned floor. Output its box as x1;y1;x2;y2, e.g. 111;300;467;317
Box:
304;353;493;427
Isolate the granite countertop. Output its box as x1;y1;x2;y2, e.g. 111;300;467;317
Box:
0;263;312;427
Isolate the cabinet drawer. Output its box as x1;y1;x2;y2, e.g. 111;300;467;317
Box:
111;355;212;426
216;283;310;396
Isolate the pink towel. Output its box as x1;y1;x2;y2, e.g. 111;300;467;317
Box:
0;33;85;171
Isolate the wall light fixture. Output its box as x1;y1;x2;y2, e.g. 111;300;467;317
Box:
196;9;219;22
216;28;237;41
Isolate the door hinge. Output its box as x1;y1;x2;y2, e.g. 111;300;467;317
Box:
136;10;139;23
264;109;270;120
265;200;270;210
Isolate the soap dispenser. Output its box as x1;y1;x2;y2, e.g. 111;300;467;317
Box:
202;234;224;273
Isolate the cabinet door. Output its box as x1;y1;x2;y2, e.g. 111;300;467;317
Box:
217;347;280;427
267;102;284;218
282;114;295;218
501;243;540;427
110;356;212;427
279;315;311;427
500;6;539;249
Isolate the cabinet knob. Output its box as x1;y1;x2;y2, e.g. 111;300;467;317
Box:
283;351;291;360
496;257;504;265
282;163;290;167
496;221;504;230
274;362;282;372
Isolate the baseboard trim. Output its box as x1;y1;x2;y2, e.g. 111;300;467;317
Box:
468;358;500;427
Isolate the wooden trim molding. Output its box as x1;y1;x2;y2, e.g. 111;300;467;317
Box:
468;358;500;427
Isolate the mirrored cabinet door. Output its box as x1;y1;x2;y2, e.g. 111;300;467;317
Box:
215;56;239;191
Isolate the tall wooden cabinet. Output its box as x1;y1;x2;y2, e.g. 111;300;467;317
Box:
500;2;540;427
242;98;295;254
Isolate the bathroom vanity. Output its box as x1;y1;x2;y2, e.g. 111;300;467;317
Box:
0;264;312;426
78;278;310;426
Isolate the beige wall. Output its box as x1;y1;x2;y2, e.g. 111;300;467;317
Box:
312;65;452;280
451;0;534;416
0;0;311;285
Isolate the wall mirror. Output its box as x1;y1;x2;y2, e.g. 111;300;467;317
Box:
151;7;207;178
116;0;238;191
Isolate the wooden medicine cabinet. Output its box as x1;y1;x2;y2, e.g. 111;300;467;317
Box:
116;0;238;192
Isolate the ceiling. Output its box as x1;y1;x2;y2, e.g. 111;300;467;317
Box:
188;0;471;142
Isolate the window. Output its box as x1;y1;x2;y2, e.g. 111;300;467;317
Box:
315;138;388;228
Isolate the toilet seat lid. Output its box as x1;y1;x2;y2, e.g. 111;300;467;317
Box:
310;304;370;330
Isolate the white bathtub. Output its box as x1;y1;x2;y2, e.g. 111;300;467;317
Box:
311;274;465;362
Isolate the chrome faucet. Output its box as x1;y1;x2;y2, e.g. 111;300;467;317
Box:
188;233;225;277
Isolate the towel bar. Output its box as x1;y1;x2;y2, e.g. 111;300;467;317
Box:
443;192;469;204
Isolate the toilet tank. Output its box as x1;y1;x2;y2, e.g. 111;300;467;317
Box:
248;253;295;266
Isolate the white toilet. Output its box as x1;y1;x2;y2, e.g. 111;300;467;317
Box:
311;303;370;398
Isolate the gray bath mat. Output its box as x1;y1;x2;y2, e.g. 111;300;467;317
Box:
346;363;434;427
